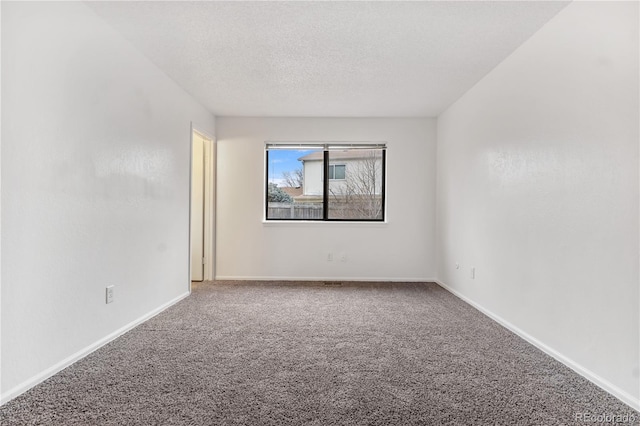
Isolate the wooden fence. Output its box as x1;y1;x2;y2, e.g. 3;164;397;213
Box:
268;203;323;219
268;200;383;220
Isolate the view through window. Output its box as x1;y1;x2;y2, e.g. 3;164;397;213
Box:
265;144;386;221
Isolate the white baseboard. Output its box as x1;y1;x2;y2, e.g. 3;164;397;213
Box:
0;291;191;406
214;275;437;283
434;280;640;412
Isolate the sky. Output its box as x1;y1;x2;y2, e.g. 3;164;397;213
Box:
267;149;318;186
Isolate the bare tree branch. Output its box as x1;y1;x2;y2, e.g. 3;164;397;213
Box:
282;168;303;188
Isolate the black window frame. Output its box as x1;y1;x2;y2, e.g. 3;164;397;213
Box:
265;143;386;222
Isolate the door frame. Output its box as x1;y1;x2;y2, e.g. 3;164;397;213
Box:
189;124;216;291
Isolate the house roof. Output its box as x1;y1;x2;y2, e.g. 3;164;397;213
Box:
281;187;303;197
298;149;380;162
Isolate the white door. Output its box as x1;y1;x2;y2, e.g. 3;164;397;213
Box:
190;131;205;281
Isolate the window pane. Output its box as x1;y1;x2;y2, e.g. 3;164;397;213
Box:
266;148;323;220
327;149;384;220
265;144;385;222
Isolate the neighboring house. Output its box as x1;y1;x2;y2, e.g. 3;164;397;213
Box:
297;150;383;199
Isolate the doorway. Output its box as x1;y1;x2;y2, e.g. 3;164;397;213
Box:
190;128;215;283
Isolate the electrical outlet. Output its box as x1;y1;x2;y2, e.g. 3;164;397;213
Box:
455;263;460;270
470;267;475;279
327;252;333;262
106;286;115;304
340;253;347;262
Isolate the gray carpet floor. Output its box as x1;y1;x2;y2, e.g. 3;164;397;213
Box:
1;281;638;425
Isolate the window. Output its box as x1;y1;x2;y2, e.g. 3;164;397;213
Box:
265;143;386;221
328;164;346;180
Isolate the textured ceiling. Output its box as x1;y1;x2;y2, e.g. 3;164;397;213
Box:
88;1;569;117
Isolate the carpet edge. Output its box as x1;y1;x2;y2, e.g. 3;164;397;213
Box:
214;276;437;282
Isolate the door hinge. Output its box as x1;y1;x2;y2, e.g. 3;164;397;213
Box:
202;257;206;265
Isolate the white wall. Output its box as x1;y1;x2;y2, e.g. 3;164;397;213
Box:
1;2;215;401
436;1;639;408
216;117;436;281
303;160;323;196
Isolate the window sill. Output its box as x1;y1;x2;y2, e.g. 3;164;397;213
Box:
262;220;389;227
